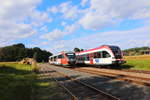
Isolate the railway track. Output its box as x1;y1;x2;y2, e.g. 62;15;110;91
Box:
41;65;119;100
72;67;150;86
122;69;150;74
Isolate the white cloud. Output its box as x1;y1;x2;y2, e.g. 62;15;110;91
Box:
61;21;67;26
40;25;48;32
41;23;79;41
0;0;52;46
48;2;80;19
48;6;58;13
79;12;115;30
81;0;88;6
29;11;52;26
78;0;150;30
41;29;64;41
59;2;78;19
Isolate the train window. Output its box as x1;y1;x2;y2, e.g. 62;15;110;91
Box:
83;55;86;60
58;54;64;58
66;53;75;59
54;56;57;61
59;55;65;58
94;52;102;58
62;55;64;58
50;57;52;61
76;56;79;60
58;55;61;58
79;55;84;61
102;51;111;58
85;54;90;61
78;56;81;61
81;55;84;60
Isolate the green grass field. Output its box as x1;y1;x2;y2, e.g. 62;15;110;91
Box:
122;55;150;70
0;63;68;100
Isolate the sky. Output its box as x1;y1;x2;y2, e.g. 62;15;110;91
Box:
0;0;150;54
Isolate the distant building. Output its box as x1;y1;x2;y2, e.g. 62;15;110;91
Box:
141;50;150;55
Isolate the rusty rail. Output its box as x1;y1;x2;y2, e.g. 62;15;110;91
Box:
73;68;150;86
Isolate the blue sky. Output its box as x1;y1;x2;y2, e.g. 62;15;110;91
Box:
0;0;150;54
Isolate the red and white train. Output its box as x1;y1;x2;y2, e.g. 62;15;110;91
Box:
49;45;126;66
49;51;76;66
75;45;125;66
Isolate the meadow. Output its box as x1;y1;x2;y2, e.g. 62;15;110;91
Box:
0;62;68;100
123;55;150;70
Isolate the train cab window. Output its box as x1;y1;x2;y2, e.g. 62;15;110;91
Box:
66;53;75;59
102;51;111;58
62;55;64;58
58;54;64;58
58;55;61;59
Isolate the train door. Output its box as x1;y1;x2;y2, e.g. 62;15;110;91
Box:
61;54;67;65
100;51;112;65
84;54;90;64
57;55;62;65
89;53;94;64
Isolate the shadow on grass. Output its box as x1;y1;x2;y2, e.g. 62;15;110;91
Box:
0;65;33;100
0;65;69;100
0;65;30;75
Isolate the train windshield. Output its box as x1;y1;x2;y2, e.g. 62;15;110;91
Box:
66;53;75;59
109;46;122;59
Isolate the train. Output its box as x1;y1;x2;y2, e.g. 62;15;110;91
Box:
49;45;126;67
49;51;76;66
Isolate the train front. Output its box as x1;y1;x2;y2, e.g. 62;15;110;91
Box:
65;52;76;65
109;46;126;65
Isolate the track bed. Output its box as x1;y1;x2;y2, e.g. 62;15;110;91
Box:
41;65;118;100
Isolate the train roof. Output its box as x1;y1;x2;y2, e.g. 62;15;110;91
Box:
49;51;75;58
75;45;119;55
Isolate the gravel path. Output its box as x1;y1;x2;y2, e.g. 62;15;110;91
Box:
42;64;150;100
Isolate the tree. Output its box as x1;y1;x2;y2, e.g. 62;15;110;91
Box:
80;49;84;51
33;52;38;62
123;46;150;56
0;43;53;62
73;47;84;52
74;48;81;52
13;43;25;48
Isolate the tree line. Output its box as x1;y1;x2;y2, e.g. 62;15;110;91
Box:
0;43;52;62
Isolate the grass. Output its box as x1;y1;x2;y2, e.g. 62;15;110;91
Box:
0;62;69;100
122;55;150;70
